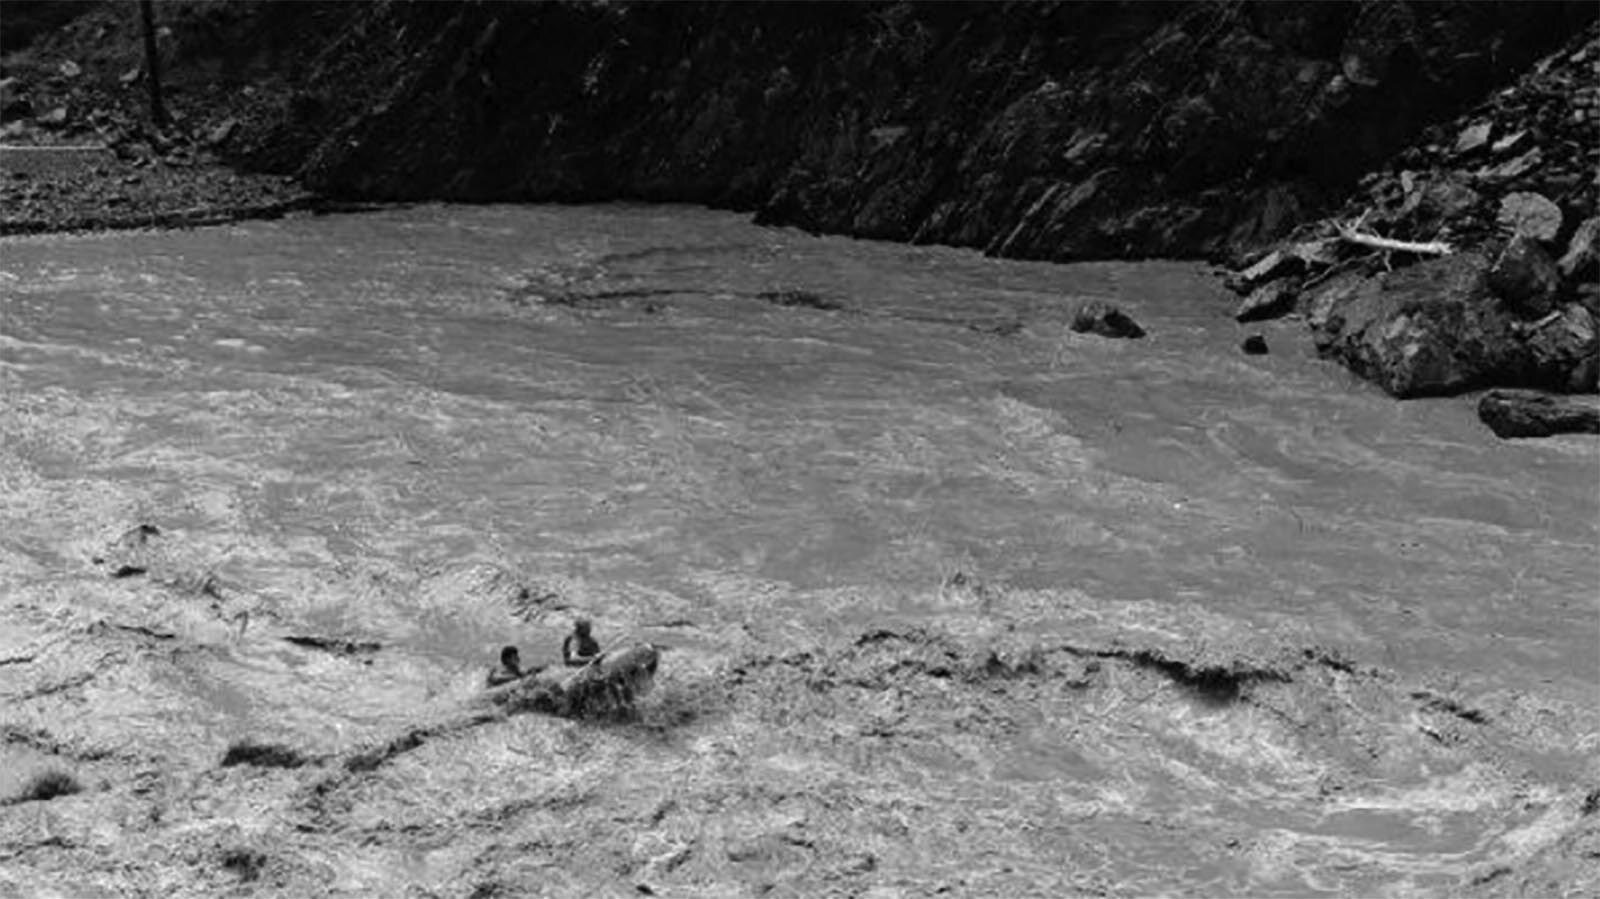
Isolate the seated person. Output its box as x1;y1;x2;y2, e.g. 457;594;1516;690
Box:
486;645;526;687
562;619;602;667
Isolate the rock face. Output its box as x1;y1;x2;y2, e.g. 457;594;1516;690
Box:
1309;253;1597;398
218;1;1595;264
1478;389;1600;438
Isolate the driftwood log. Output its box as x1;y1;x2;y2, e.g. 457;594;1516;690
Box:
1336;228;1454;256
1335;210;1453;256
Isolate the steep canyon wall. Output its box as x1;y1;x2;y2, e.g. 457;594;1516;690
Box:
226;0;1595;264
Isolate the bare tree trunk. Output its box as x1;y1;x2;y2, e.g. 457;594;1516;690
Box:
139;0;167;128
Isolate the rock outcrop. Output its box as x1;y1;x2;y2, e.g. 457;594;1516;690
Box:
5;2;1594;266
1309;253;1598;398
204;1;1594;264
1234;23;1600;414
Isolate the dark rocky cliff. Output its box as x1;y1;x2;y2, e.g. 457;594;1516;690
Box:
228;1;1594;264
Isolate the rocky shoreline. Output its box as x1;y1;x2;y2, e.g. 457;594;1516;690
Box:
0;2;318;236
1223;25;1600;437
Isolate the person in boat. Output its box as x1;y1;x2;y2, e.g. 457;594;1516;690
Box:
562;619;602;667
486;645;527;687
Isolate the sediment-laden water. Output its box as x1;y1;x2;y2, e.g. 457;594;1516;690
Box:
2;205;1595;897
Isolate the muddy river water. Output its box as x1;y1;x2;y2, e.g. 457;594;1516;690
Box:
1;205;1596;897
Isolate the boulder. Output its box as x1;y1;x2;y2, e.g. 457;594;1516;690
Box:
1480;149;1543;183
1070;301;1146;339
1478;389;1600;438
205;118;239;147
1308;253;1592;398
1517;303;1599;393
1454;120;1492;154
1311;254;1503;396
1497;192;1563;243
1558;216;1598;283
1235;280;1297;322
1488;234;1561;318
1241;334;1269;355
1412;174;1480;233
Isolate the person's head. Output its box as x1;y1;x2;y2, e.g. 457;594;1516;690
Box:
500;645;521;668
574;619;591;636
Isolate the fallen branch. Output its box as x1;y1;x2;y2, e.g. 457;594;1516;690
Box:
1336;227;1453;256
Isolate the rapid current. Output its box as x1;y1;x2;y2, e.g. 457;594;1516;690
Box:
2;205;1596;897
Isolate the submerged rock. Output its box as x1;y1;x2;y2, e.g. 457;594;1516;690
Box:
1070;301;1146;339
1478;389;1600;438
1241;334;1269;355
92;523;163;578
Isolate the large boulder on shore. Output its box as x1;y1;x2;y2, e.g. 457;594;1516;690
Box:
1478;389;1600;438
1309;253;1598;398
1488;234;1561;318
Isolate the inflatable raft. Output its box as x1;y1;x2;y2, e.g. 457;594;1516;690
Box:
489;642;660;719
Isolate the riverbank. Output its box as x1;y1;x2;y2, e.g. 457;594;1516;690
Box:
0;1;321;235
0;146;316;235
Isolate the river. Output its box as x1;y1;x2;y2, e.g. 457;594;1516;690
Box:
2;205;1596;897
